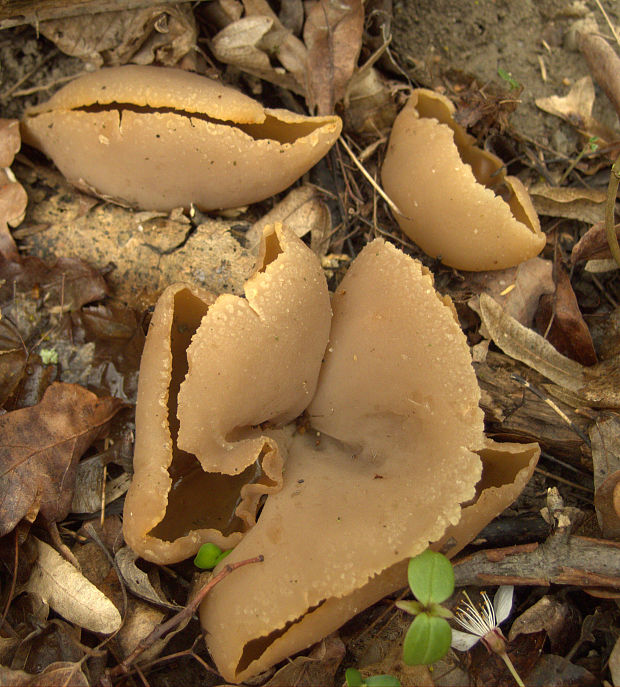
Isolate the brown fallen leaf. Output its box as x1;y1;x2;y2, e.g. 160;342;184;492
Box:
0;119;26;260
479;293;620;408
529;183;607;225
578;30;620;120
264;634;345;687
0;662;89;687
610;634;620;686
0;317;27;406
508;595;580;654
535;76;618;145
535;261;597;366
23;538;121;634
0;382;122;536
303;0;364;114
38;4;197;68
572;220;620;263
466;257;554;328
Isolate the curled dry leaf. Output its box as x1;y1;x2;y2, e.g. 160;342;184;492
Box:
535;261;597;366
38;4;197;68
0;382;122;536
480;293;620;408
247;184;331;251
24;538;121;634
115;547;181;611
21;66;341;212
0;118;26;260
0;662;89;687
303;0;364;114
123;223;539;681
535;76;618;144
211;15;307;95
578;30;620;119
530;183;607;225
382;90;544;271
572;221;620;263
466;257;554;328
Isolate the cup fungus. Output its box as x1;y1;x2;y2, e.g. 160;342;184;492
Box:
20;66;342;212
124;223;539;682
382;89;545;271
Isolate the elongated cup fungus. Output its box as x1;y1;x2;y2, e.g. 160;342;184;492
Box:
20;66;342;212
124;223;539;682
382;89;545;271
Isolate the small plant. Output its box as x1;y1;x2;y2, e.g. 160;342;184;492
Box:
345;668;401;687
396;550;455;665
194;543;232;570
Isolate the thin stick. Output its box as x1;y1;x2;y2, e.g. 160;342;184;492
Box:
339;137;404;217
605;153;620;268
593;0;620;47
110;555;264;676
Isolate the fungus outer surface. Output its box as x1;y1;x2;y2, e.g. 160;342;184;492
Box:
381;89;545;271
21;66;342;211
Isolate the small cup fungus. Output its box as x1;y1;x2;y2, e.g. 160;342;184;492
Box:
382;89;545;271
20;66;342;212
123;223;539;682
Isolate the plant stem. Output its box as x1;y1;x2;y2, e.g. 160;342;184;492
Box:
605;153;620;268
500;651;525;687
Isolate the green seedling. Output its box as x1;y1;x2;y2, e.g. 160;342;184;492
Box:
396;550;454;665
345;668;401;687
497;68;521;90
194;543;233;570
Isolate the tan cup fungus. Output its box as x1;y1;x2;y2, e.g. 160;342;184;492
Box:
20;66;342;212
124;223;539;682
382;89;545;271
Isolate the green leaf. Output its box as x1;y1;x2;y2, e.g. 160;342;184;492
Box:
402;614;452;665
194;543;223;570
215;549;232;565
395;600;424;616
365;675;402;686
345;668;364;687
407;551;454;604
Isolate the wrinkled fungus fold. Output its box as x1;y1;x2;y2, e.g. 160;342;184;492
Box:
20;65;342;211
382;89;545;271
124;223;540;682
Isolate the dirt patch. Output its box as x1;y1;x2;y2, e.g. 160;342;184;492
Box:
390;0;619;154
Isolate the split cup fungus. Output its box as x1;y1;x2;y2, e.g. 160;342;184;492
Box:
382;89;545;271
123;224;539;682
20;66;341;212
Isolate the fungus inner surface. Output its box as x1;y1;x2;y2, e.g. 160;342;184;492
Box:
71;104;327;144
148;288;266;541
414;94;538;232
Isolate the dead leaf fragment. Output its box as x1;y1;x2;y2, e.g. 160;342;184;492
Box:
610;634;620;686
38;4;197;68
304;0;364;114
0;382;122;536
24;538;121;634
0;661;89;687
572;221;620;263
535;261;597;366
508;595;579;653
115;547;181;611
0;119;21;166
530;183;607;225
578;31;620;119
479;293;620;408
535;76;618;144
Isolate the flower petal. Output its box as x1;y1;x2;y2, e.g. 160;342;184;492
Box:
450;629;480;651
493;585;514;624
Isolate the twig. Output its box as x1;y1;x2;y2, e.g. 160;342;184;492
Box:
339;137;404;217
593;0;620;47
0;529;18;631
109;555;264;677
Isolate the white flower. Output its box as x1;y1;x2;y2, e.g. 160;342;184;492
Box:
451;585;514;652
